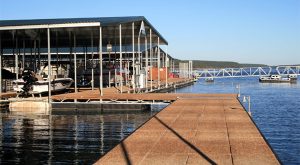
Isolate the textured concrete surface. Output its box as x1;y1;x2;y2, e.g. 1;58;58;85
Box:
52;89;236;101
51;78;195;101
95;95;280;165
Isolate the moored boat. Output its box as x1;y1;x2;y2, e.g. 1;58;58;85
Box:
13;78;74;94
205;77;214;83
259;74;297;83
13;69;73;95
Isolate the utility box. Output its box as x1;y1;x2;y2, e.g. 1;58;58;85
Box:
148;67;169;80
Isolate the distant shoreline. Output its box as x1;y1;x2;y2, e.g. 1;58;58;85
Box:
174;59;267;69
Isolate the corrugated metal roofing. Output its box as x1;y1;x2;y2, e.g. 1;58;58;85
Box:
0;16;141;27
0;16;168;44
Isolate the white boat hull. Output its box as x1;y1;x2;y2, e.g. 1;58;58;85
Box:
259;75;297;83
13;78;73;94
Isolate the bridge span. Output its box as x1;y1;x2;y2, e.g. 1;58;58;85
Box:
195;65;300;78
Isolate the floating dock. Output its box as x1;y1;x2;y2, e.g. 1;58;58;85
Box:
95;94;280;165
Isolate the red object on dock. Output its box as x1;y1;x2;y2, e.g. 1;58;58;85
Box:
149;67;169;80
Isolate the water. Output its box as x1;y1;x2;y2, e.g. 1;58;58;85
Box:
175;77;300;165
1;78;299;164
0;105;165;164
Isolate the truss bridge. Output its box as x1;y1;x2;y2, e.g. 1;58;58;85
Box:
196;65;300;78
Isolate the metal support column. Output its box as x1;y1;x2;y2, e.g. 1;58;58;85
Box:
188;60;190;78
137;33;140;91
162;53;165;67
91;31;94;90
108;51;111;87
74;34;77;93
188;60;193;79
126;60;129;87
191;60;193;78
0;33;2;94
47;28;51;103
138;36;140;70
173;60;175;72
119;24;123;93
22;39;25;69
145;36;148;90
170;59;172;72
15;36;19;80
107;43;112;88
84;46;87;70
132;22;136;93
165;47;168;88
34;39;37;72
99;26;103;96
150;29;153;91
38;37;41;71
157;37;160;89
170;58;172;72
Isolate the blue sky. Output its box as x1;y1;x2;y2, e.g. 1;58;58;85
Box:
1;0;299;65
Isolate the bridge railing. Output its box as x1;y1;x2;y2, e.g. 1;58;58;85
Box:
195;66;300;78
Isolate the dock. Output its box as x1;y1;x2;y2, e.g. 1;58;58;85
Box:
0;78;281;164
0;78;194;111
95;94;280;165
1;81;281;164
51;78;195;102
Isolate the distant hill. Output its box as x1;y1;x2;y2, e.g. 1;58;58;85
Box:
173;59;267;69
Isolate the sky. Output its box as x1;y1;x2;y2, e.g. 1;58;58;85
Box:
0;0;299;65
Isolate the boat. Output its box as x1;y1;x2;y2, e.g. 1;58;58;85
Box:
13;69;73;95
259;74;297;83
288;74;298;81
13;77;73;94
205;77;214;83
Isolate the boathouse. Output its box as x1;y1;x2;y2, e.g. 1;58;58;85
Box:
0;16;180;98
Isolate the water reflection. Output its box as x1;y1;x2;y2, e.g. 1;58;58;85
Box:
0;104;166;164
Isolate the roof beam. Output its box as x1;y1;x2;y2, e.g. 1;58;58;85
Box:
0;22;101;31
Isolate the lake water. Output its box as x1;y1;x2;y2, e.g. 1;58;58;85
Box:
1;77;299;164
0;105;165;164
175;77;300;165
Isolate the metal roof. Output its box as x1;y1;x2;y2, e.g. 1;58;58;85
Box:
0;16;168;45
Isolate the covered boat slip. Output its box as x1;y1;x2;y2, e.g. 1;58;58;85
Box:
0;16;177;99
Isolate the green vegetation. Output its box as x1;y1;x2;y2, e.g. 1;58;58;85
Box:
174;59;267;69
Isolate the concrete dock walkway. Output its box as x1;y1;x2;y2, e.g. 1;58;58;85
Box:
95;94;280;165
